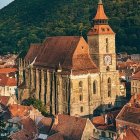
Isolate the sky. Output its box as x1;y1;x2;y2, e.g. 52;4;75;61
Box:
0;0;14;9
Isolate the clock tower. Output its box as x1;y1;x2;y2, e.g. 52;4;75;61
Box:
87;0;121;107
87;0;116;72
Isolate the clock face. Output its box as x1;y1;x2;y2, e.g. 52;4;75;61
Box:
104;55;112;65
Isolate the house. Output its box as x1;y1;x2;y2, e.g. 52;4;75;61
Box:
48;114;94;140
91;110;120;140
131;71;140;95
116;95;140;139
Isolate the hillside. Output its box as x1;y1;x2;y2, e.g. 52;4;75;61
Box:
0;0;139;55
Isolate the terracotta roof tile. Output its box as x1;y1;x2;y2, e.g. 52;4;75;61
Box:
34;36;80;68
94;2;108;20
38;117;53;134
21;117;38;136
6;77;17;86
49;114;87;140
9;104;31;117
117;105;140;125
25;43;42;62
47;132;64;140
132;71;140;80
88;25;114;35
33;36;98;75
0;68;17;74
117;128;140;140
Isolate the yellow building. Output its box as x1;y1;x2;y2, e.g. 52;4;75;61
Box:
18;0;123;117
131;71;140;95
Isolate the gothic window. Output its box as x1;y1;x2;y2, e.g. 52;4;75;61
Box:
108;78;111;97
79;94;83;101
106;38;109;53
80;106;83;112
93;80;97;94
79;81;83;93
63;80;68;102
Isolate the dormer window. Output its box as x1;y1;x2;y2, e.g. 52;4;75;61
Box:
101;28;105;32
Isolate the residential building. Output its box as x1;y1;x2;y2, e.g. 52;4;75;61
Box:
131;71;140;95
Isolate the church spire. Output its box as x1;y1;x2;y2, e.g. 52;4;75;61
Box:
94;0;108;21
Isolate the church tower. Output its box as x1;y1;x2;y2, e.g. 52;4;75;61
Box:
87;0;116;73
87;0;121;108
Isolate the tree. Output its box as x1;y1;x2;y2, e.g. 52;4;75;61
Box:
22;97;50;117
0;113;7;140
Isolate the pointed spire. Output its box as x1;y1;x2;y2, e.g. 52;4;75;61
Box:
94;0;108;20
98;0;103;4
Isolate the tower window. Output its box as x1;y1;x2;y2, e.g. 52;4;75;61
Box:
79;95;83;101
79;81;83;92
80;106;83;112
108;78;111;97
101;28;105;32
106;38;109;53
93;80;98;94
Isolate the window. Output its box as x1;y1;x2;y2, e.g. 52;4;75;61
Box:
108;78;111;97
106;38;109;53
101;131;106;137
79;81;83;92
79;95;83;101
80;106;83;112
93;81;97;94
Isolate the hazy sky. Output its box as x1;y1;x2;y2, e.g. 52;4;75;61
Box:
0;0;14;9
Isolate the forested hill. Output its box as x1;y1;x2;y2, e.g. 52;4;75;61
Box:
0;0;139;55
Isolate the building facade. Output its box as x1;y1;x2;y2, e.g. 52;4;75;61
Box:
18;0;123;117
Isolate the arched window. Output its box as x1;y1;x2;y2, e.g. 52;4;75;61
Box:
108;78;111;97
93;81;97;94
80;106;83;112
79;81;83;92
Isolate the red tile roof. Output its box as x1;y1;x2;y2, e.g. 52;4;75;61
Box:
88;25;114;35
117;128;140;140
21;117;38;136
49;114;87;140
33;36;98;75
47;132;64;140
34;36;80;68
0;68;17;74
0;74;17;86
9;129;31;140
9;104;31;117
116;105;140;125
132;71;140;80
94;1;108;20
38;117;53;134
25;43;42;62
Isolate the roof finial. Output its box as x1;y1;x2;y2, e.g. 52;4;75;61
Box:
98;0;103;4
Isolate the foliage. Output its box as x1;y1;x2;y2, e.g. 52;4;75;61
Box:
0;0;139;55
22;97;49;117
0;114;7;139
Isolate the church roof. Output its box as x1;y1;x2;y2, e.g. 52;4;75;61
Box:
34;36;98;75
25;43;42;62
94;0;108;20
88;25;114;35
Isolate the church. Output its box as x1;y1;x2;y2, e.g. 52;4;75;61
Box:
18;0;123;117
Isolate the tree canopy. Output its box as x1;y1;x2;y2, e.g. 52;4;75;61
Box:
0;0;139;55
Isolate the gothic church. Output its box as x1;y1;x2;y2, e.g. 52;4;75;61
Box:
18;0;123;116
